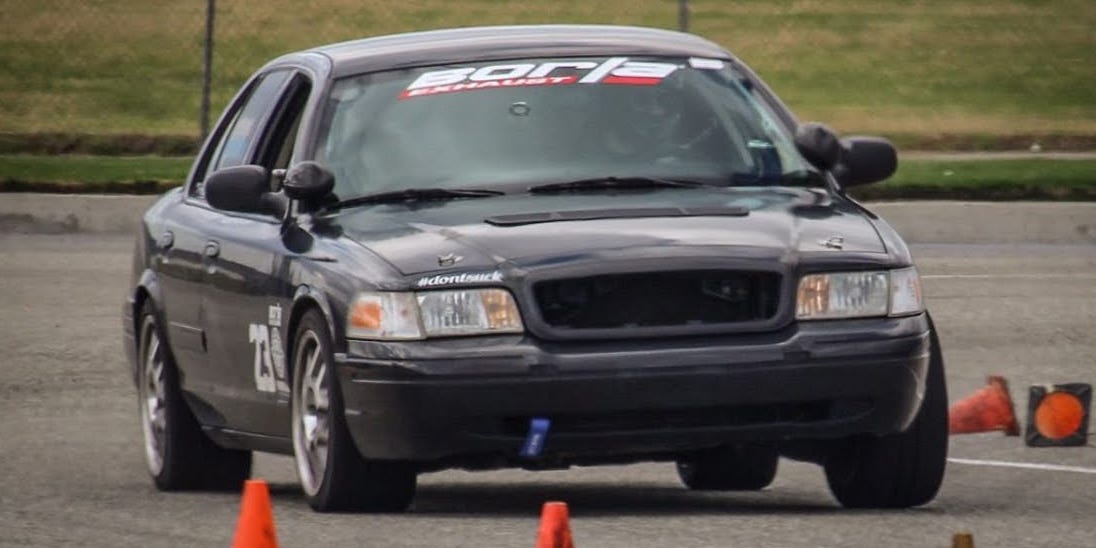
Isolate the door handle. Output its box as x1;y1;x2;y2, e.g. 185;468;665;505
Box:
204;241;221;259
158;230;174;249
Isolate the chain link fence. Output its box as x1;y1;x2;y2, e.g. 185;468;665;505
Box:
5;1;1092;150
0;0;691;144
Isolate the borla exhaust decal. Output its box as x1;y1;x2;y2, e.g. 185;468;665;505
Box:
399;57;680;99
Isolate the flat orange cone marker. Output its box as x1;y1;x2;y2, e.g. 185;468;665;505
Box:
1025;383;1091;447
952;531;975;548
948;376;1020;436
535;501;574;548
232;479;278;548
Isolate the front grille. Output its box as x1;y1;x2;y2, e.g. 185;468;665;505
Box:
533;270;781;330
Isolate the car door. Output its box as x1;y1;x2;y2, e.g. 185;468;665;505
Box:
150;72;289;409
201;72;313;437
150;200;213;383
165;69;296;430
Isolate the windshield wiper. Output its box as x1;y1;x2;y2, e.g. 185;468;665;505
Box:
321;187;504;212
730;170;827;186
528;176;715;194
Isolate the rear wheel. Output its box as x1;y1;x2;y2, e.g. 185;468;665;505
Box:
823;318;949;508
676;444;779;491
291;309;416;512
137;303;251;491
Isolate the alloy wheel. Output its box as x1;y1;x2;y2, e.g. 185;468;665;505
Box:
292;329;331;496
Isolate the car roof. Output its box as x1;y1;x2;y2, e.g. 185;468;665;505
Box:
296;25;735;78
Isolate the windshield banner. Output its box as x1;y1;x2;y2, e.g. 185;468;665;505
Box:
399;57;679;99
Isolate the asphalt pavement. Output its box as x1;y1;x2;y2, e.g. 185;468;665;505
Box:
1;233;1094;547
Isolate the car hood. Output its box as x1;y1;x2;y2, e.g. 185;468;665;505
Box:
328;187;886;277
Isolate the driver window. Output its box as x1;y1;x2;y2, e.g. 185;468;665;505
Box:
189;70;292;198
256;76;312;190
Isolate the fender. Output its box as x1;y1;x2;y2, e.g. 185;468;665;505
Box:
123;268;165;384
286;284;340;370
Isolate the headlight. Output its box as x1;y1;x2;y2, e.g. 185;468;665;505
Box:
347;289;523;340
796;267;923;320
346;292;423;340
888;267;924;316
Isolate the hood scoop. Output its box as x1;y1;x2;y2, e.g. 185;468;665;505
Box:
485;206;749;227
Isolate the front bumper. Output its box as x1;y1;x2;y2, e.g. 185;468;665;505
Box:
336;314;930;464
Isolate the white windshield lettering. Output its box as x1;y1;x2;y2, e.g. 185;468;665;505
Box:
407;67;475;90
470;64;536;81
526;61;599;78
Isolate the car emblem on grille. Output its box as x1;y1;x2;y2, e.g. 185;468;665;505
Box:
819;236;845;250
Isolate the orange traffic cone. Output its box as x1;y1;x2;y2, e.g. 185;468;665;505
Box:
535;501;575;548
949;376;1020;436
232;479;278;548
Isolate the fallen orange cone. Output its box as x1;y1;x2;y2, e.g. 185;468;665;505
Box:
1025;383;1091;447
948;375;1020;436
232;479;278;548
535;501;574;548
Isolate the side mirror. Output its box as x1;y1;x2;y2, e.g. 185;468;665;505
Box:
283;161;335;206
795;122;898;188
205;165;278;214
794;122;842;171
837;136;897;187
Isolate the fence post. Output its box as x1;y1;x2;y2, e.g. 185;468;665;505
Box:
200;0;216;141
678;0;689;32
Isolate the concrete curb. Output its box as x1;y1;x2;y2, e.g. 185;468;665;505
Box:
869;201;1096;244
1;193;1094;244
0;193;158;235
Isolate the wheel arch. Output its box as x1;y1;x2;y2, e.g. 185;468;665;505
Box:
285;285;339;378
128;269;164;384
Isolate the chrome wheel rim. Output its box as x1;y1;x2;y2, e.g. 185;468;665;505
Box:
292;329;330;497
139;322;166;476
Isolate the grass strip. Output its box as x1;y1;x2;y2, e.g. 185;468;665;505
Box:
853;158;1096;201
2;155;1095;200
0;155;190;194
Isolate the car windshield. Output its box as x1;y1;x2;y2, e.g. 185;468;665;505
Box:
317;56;815;200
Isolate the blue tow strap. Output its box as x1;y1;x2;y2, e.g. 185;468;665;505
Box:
520;417;551;458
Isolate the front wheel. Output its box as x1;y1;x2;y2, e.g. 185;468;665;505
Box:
823;317;949;508
291;309;416;512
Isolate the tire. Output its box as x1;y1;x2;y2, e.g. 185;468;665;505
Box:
823;316;949;508
136;303;252;491
291;309;416;512
676;444;779;491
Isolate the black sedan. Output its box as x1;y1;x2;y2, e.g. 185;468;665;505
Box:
122;25;947;512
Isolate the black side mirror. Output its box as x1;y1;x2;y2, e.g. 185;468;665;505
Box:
283;161;335;209
205;165;283;215
837;136;897;187
794;122;842;171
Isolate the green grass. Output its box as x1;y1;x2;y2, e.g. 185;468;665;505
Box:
857;158;1096;200
0;155;190;193
892;159;1096;189
0;155;191;183
1;0;1095;139
3;155;1095;199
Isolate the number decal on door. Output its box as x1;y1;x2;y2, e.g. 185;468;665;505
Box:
248;323;277;393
